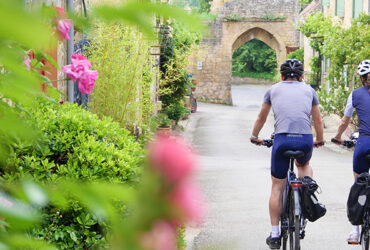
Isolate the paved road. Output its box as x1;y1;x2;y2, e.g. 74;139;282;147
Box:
184;84;356;250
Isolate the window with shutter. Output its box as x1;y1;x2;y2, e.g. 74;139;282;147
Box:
335;0;345;17
353;0;363;18
321;0;330;6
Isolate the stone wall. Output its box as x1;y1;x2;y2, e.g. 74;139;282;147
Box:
190;0;300;105
221;0;300;17
231;76;275;85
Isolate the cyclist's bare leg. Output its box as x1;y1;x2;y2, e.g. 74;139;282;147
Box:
269;176;286;228
295;160;313;178
354;172;359;180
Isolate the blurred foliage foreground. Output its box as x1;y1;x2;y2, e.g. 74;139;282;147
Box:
0;0;204;249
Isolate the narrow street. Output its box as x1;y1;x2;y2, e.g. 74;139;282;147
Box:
184;84;356;250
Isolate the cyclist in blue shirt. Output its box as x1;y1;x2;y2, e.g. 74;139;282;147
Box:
332;59;370;244
250;59;324;249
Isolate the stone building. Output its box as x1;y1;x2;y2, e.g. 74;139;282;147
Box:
300;0;369;84
189;0;301;105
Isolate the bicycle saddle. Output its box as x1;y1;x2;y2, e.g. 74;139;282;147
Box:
365;154;370;163
283;150;304;159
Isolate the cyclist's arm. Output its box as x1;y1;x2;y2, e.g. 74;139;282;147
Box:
311;104;324;146
251;103;271;140
333;116;351;143
333;93;353;143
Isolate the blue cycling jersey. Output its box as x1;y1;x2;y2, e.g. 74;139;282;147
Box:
344;85;370;173
345;86;370;136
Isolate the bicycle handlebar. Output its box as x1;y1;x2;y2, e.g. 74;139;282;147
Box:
263;139;273;148
254;139;324;148
331;138;356;148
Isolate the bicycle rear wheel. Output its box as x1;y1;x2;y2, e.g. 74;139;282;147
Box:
281;189;289;250
362;228;369;250
294;215;300;250
288;191;300;250
281;216;288;250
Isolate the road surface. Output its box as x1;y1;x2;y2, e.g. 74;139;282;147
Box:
184;84;356;250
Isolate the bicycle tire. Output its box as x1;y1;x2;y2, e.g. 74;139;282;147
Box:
281;216;288;250
282;234;288;250
294;215;300;250
289;192;294;250
281;189;289;250
288;190;301;250
363;228;369;250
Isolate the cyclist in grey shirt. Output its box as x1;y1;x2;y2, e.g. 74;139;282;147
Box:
250;59;324;249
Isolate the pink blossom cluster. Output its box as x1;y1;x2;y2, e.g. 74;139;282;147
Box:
145;134;204;250
23;55;31;70
53;7;72;42
62;54;98;94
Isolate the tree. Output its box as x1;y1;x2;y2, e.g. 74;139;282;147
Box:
232;39;277;75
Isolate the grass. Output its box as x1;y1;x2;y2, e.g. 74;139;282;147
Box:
232;71;277;80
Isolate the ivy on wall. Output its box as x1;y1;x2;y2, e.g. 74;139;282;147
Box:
159;21;201;123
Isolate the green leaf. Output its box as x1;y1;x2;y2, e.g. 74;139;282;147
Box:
0;1;51;49
0;192;40;230
94;2;205;38
22;180;48;207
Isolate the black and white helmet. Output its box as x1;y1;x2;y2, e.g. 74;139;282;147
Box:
357;60;370;76
280;59;304;79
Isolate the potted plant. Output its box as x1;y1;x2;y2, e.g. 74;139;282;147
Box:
155;112;172;134
191;79;198;92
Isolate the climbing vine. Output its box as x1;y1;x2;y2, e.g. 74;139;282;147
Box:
159;21;201;124
298;12;370;117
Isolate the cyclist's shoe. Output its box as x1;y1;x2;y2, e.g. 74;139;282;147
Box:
347;232;360;245
266;234;281;249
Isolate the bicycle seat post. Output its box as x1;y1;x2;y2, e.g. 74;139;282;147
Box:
283;150;305;174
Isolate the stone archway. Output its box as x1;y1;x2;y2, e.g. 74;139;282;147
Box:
188;0;300;105
232;27;284;66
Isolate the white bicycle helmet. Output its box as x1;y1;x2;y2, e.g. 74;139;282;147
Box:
357;60;370;76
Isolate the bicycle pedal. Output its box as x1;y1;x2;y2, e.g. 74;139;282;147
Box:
347;241;359;245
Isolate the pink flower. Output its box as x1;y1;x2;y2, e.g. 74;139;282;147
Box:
62;53;98;94
62;54;90;82
78;69;98;94
171;182;204;224
149;135;196;184
52;6;71;42
141;221;176;250
54;7;66;16
71;54;91;68
0;197;13;208
57;19;72;41
23;56;31;70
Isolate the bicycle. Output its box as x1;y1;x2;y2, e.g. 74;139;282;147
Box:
262;139;324;250
332;133;370;250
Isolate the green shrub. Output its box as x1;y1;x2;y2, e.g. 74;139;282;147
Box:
164;102;190;124
87;22;154;133
159;22;200;123
3;99;144;248
232;39;277;77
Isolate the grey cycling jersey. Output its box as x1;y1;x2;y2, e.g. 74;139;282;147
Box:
264;81;319;135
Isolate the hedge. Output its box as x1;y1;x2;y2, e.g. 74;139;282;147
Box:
2;99;144;248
